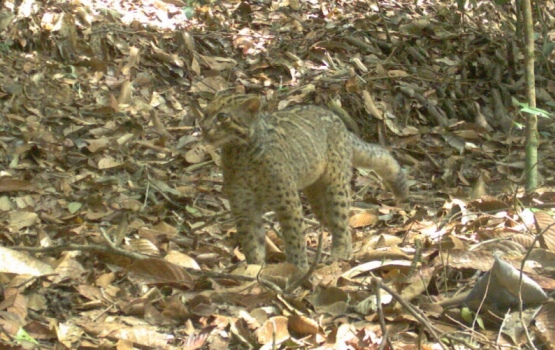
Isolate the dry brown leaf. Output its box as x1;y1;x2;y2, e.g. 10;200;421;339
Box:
387;69;409;77
8;210;37;232
308;286;349;316
342;260;412;280
535;211;555;251
5;288;28;320
533;301;555;347
118;81;133;105
256;316;290;345
56;320;84;347
362;90;383;120
288;314;319;336
53;254;86;282
108;325;171;347
130;238;161;256
98;156;122;169
198;54;237;71
348;209;378;228
129;258;196;287
165;250;200;270
437;250;494;271
0;178;36;192
85;138;110;153
1;1;550;348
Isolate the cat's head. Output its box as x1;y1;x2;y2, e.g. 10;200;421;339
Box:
201;94;261;146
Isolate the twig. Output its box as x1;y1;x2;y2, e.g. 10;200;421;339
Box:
416;144;441;169
284;229;324;293
373;277;393;350
374;0;391;42
185;160;214;172
518;216;554;349
12;243;145;259
146;177;182;207
378;277;479;350
399;87;449;126
185;210;232;235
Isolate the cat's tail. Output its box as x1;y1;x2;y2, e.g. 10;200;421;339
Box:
350;134;409;202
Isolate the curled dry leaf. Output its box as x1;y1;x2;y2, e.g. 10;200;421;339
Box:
534;211;555;251
288;314;319;336
348;209;378;228
165;250;201;270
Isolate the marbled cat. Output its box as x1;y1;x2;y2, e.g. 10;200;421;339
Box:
201;94;409;271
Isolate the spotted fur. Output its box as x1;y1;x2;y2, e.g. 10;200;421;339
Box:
201;94;408;271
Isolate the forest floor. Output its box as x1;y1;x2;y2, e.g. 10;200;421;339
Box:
1;0;555;349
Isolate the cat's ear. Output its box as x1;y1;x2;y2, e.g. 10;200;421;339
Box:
241;96;261;115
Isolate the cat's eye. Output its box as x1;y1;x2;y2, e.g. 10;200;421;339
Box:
216;113;229;122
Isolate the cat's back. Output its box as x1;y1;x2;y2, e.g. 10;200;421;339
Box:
263;104;346;146
270;104;344;128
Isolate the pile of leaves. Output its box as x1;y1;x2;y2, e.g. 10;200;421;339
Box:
1;0;555;348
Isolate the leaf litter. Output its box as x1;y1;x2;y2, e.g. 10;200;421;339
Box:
1;0;555;349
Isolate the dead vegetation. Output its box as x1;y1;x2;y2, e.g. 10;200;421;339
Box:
1;0;555;348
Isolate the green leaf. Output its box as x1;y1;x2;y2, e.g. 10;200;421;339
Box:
476;315;485;329
461;307;485;329
518;103;551;118
15;328;38;344
68;202;83;214
461;306;474;323
185;205;201;217
512;121;524;130
183;6;195;19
